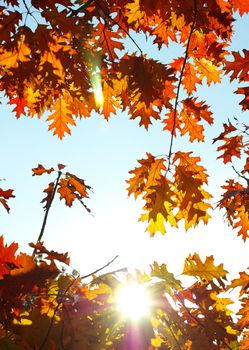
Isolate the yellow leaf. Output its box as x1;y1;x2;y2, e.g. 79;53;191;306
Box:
151;336;164;348
195;57;222;85
183;254;228;282
210;292;233;315
125;0;144;26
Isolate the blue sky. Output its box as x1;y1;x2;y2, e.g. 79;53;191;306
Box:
0;13;249;278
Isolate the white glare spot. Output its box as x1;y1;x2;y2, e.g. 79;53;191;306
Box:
117;283;151;321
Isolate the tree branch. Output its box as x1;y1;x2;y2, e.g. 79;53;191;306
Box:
33;171;62;256
232;165;248;181
81;255;119;280
167;0;197;171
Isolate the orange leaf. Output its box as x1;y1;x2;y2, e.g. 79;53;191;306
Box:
47;97;76;139
57;178;76;207
195;58;221;85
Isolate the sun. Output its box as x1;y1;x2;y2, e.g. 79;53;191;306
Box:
116;282;151;321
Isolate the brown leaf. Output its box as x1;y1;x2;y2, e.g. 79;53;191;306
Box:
32;164;54;176
29;242;70;265
0;188;15;213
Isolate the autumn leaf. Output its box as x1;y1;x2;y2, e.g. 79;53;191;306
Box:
236;86;249;110
8;96;27;118
32;164;55;176
41;182;55;210
0;188;15;213
182;62;202;94
0;35;30;68
173;152;212;229
93;22;124;60
183;254;228;283
214;133;243;164
226;49;249;82
47;96;76;139
218;179;249;240
140;176;178;235
56;172;91;212
0;235;19;278
57;163;66;170
230;0;249;15
195;58;222;85
11;253;35;277
29;242;70;265
230;271;249;296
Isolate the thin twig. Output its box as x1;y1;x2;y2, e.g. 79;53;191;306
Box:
167;0;197;171
22;0;31;15
22;0;39;26
224;342;233;350
81;255;119;280
69;0;95;17
232;165;248;181
33;171;62;256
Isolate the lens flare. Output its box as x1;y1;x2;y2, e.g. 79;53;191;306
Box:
117;283;151;321
90;68;104;107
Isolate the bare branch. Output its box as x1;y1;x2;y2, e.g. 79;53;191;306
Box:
81;255;119;280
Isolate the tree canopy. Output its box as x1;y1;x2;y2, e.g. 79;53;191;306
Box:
1;0;249;349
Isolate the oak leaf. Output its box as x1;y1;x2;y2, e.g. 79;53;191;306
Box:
0;36;30;68
195;58;222;85
0;188;15;213
236;86;249;110
230;271;249;296
218;179;249;240
41;182;55;210
226;49;249;82
230;0;249;15
8;96;27;118
32;164;55;176
183;254;227;283
57;173;91;212
29;242;70;265
47;96;76;139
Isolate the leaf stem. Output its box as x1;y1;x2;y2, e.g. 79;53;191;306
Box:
81;255;119;280
167;0;197;171
33;171;62;256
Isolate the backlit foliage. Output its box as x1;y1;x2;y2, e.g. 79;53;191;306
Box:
1;0;249;348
